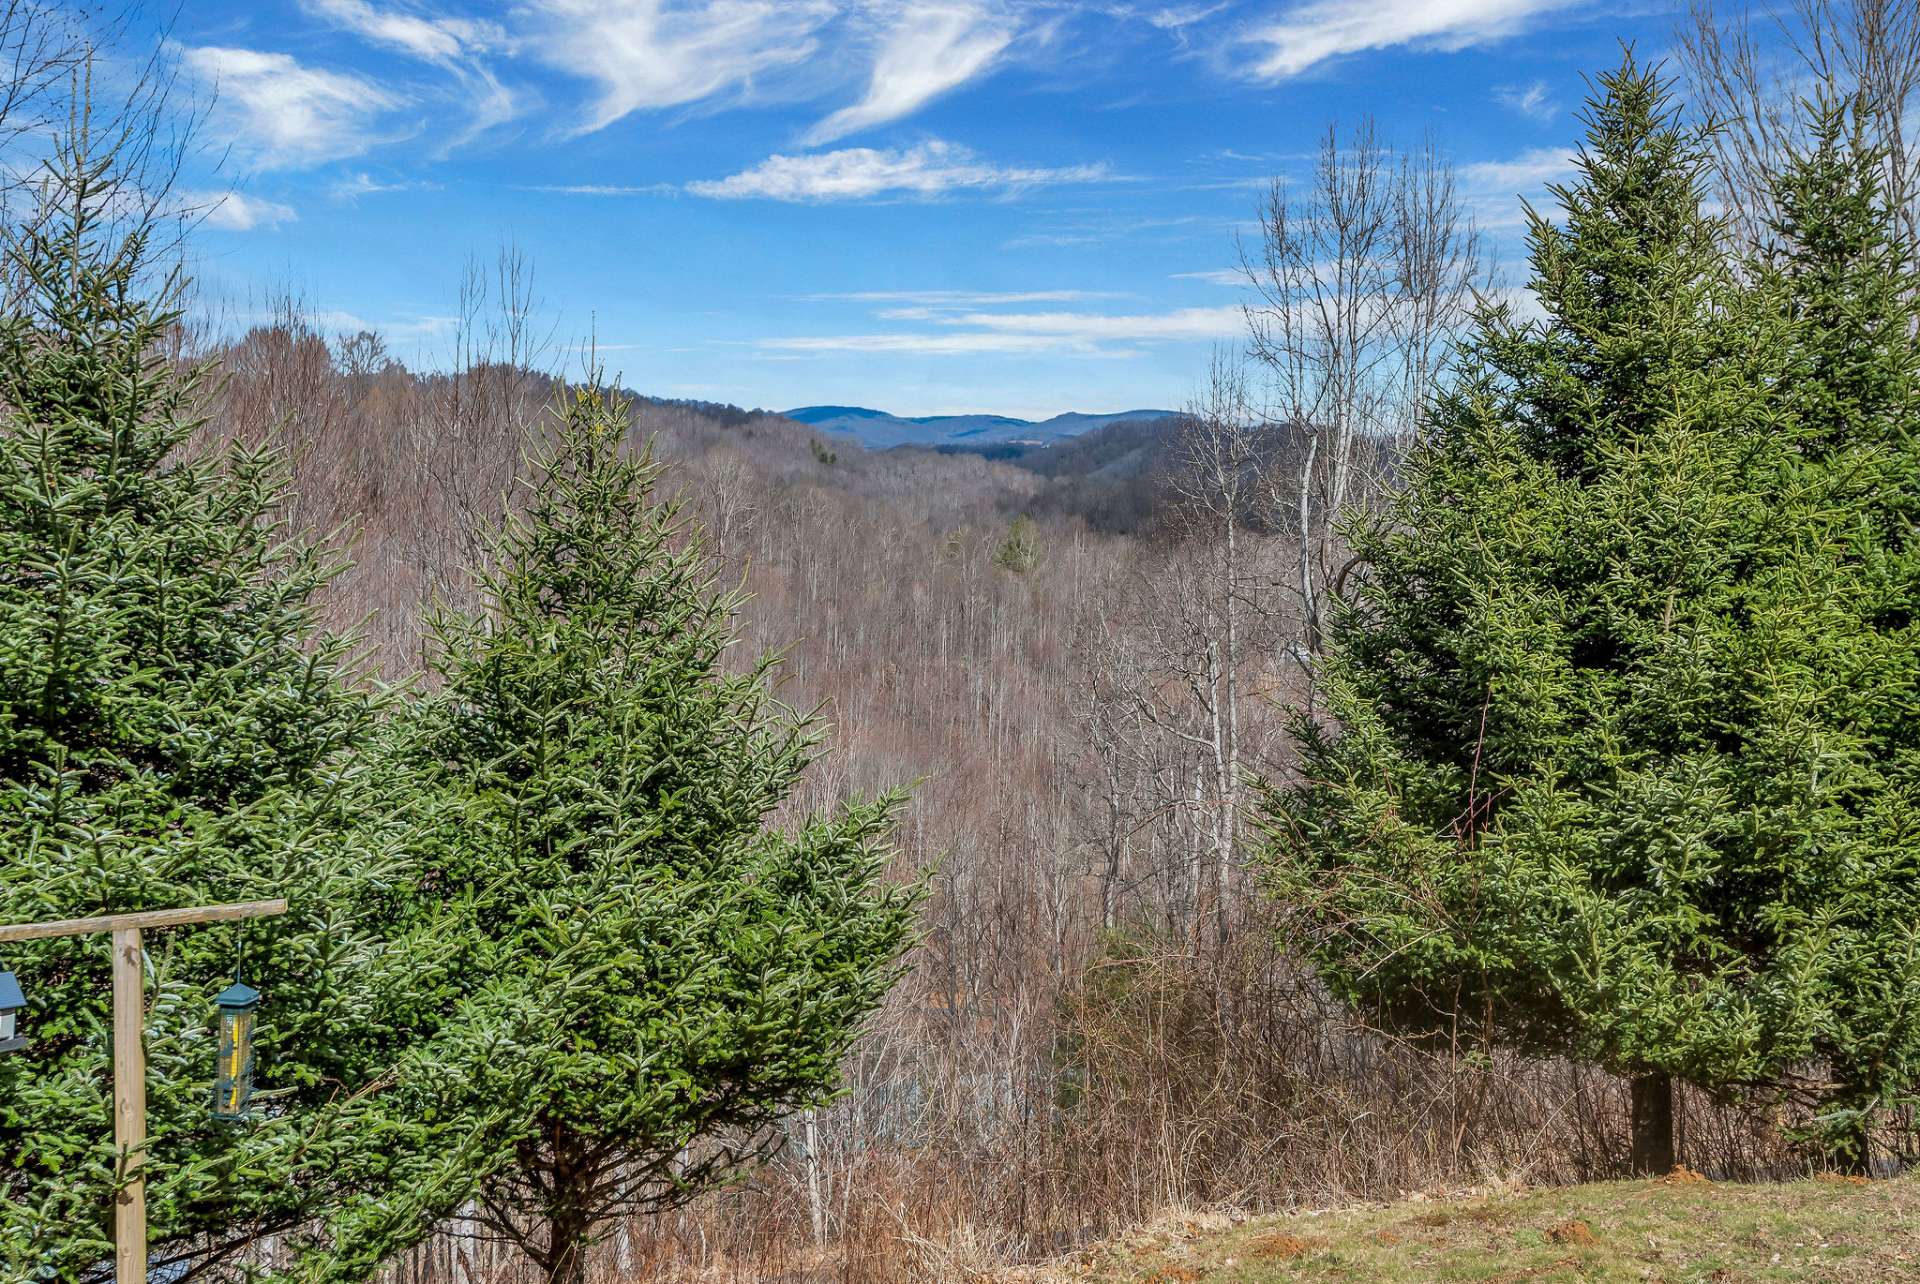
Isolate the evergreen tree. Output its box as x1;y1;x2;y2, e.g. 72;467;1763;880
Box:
0;123;466;1274
995;513;1042;572
1258;55;1860;1174
398;385;921;1283
1750;93;1920;1172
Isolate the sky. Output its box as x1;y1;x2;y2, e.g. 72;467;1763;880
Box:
150;0;1691;418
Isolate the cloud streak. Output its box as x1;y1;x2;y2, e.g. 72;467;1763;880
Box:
761;331;1108;355
188;189;298;231
759;302;1242;354
524;183;682;196
306;0;519;144
331;172;440;200
1147;3;1232;31
687;140;1111;200
525;0;835;135
1462;145;1576;192
797;289;1126;304
1170;268;1244;285
806;2;1017;144
1496;79;1556;120
518;2;1029;143
183;46;401;168
1461;144;1577;226
302;0;506;62
1241;0;1575;80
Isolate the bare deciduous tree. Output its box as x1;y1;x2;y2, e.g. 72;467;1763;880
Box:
1680;0;1920;260
0;2;92;197
1240;119;1482;663
1164;354;1266;948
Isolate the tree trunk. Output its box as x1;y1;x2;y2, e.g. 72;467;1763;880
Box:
1629;1072;1675;1176
539;1124;596;1284
805;1108;828;1249
544;1219;590;1284
1835;1091;1874;1177
1839;1118;1873;1177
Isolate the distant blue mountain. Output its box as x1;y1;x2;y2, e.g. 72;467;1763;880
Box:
782;404;1179;450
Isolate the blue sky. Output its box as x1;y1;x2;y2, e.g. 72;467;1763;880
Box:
156;1;1687;418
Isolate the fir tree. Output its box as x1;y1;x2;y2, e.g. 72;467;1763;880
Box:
0;118;466;1275
1258;54;1862;1174
1749;93;1920;1172
397;385;921;1284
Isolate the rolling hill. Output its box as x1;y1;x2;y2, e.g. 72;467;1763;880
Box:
783;404;1179;450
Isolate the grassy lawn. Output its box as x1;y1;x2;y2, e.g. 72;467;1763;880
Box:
1008;1173;1920;1283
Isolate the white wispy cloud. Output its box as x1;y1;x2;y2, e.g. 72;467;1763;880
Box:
1146;3;1232;30
1462;144;1576;226
183;46;400;168
525;182;682;196
1496;79;1556;120
226;305;460;342
796;289;1125;304
1140;0;1232;50
806;2;1017;144
758;303;1242;354
187;190;297;231
331;172;442;200
1241;0;1576;80
1462;145;1576;192
303;0;506;61
1170;268;1244;285
519;2;1025;142
525;0;835;135
372;313;464;341
760;331;1091;355
1005;212;1222;248
687;140;1111;201
303;0;519;144
936;305;1242;338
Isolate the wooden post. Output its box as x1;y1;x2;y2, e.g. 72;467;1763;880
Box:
0;899;287;1284
113;926;147;1284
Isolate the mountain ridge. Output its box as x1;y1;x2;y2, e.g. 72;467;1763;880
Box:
782;404;1180;450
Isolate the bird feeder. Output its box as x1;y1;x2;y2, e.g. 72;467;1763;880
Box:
211;981;260;1120
0;970;25;1053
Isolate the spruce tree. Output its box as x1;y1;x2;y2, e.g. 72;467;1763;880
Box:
1259;55;1856;1174
1750;94;1920;1172
397;385;920;1284
0;125;466;1273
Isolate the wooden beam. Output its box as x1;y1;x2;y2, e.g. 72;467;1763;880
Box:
2;896;290;1282
112;926;147;1284
0;899;288;943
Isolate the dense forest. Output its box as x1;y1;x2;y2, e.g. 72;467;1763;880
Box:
2;1;1920;1282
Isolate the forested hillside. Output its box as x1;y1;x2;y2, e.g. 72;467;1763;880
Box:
4;2;1920;1282
193;123;1917;1261
197;311;1566;1283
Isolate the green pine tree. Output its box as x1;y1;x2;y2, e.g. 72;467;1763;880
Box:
1258;54;1869;1174
397;385;921;1284
0;121;463;1275
995;513;1042;572
1749;93;1920;1173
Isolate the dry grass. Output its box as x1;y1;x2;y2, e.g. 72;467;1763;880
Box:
1001;1174;1920;1283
